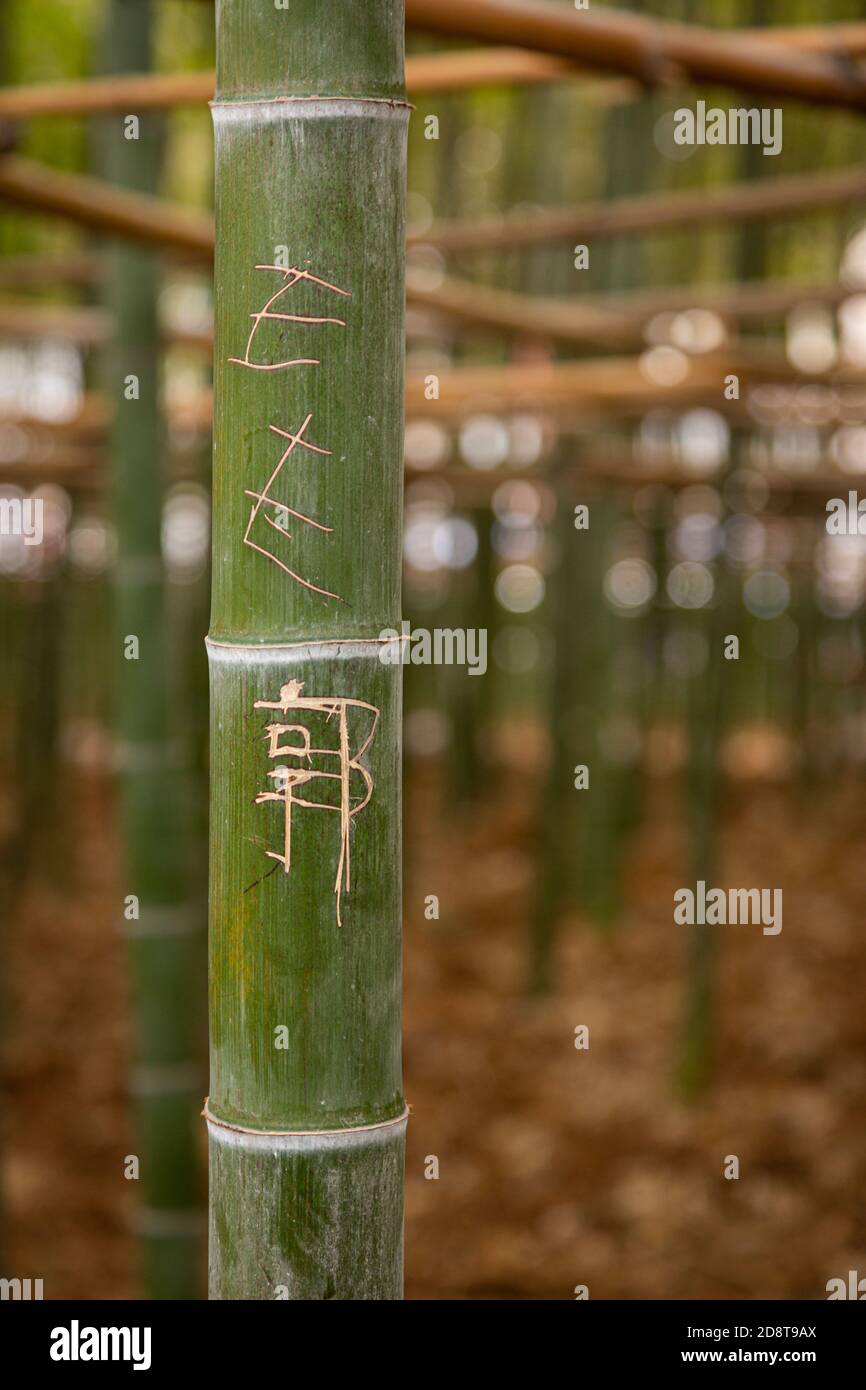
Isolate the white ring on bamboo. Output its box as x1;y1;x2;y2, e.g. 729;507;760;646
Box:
205;635;410;651
203;1099;409;1142
210;96;413;110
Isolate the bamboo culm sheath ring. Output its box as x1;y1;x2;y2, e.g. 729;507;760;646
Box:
203;1100;410;1139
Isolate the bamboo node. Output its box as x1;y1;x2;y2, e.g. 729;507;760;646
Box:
202;1100;409;1140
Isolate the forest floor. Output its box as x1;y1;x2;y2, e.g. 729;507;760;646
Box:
3;734;866;1299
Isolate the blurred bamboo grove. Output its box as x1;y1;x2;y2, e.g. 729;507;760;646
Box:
1;0;866;1300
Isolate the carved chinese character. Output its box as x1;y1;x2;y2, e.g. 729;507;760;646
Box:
242;413;341;600
253;680;379;926
229;265;350;372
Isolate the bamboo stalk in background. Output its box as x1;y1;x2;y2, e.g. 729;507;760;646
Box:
102;0;201;1299
521;48;579;988
677;0;769;1092
207;0;408;1299
4;19;866;125
527;444;581;994
572;38;653;937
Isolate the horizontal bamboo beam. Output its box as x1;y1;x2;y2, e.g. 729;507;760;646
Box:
578;278;857;328
406;343;866;419
408;272;859;346
5;345;853;443
404;352;729;418
0;366;723;441
2;271;851;360
412;164;866;253
404;0;866;110
0;452;103;488
408;45;621;94
4;153;866;274
0;396;108;436
0;155;214;257
2;18;866;124
581;452;863;496
0;444;205;489
0;50;636;123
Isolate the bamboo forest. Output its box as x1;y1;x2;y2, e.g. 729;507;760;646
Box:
2;0;866;1325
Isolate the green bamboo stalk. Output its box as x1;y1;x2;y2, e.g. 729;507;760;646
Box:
575;489;632;931
520;58;580;990
676;0;766;1094
527;446;578;994
207;0;408;1300
569;37;654;936
103;0;201;1299
674;440;741;1100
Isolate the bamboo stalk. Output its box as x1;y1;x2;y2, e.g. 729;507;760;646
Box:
7;338;865;445
0;70;215;120
0;300;211;351
678;49;769;1094
411;270;858;346
7;443;857;500
207;0;408;1300
102;0;201;1298
407;46;616;94
753;22;866;55
0;253;101;289
0;301;111;344
527;445;579;992
402;345;813;416
404;0;866;109
676;532;735;1100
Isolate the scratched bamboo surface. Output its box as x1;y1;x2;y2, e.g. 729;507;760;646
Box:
207;0;408;1299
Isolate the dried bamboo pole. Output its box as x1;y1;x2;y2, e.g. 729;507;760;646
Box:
0;49;635;122
753;22;866;55
1;270;854;353
0;156;214;257
412;165;866;253
404;0;866;109
3;154;864;265
3;15;866;126
7;338;865;444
